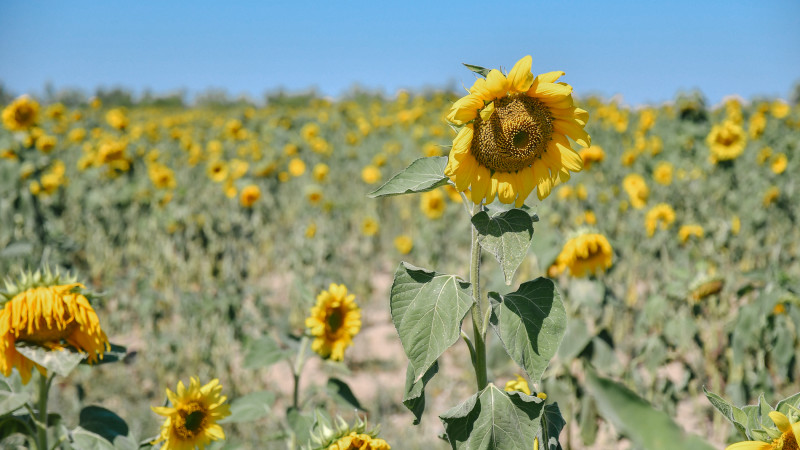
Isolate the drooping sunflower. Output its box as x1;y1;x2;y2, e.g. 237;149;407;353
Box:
327;432;391;450
579;146;605;170
622;174;649;209
445;55;589;206
645;203;676;237
305;284;362;361
726;411;800;450
151;377;231;450
0;270;110;384
2;95;40;131
239;185;261;208
553;232;613;277
678;224;704;243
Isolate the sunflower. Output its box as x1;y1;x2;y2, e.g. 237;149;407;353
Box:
504;374;532;395
361;217;379;236
151;377;231;450
206;161;228;183
653;161;674;186
678;224;704;243
645;204;676;237
2;95;40;131
288;158;306;177
726;411;800;450
0;272;109;384
763;186;780;207
579;146;605;170
770;153;787;174
420;189;446;219
305;284;362;361
361;165;381;184
327;432;391;450
622;174;649;209
707;120;747;163
239;185;261;208
394;235;413;254
553;232;613;277
313;163;330;182
445;55;589;206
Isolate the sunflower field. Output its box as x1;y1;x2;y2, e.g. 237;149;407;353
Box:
0;59;799;449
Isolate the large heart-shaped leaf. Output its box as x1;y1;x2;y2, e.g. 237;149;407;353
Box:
472;208;535;285
403;360;439;424
489;278;566;383
391;262;473;382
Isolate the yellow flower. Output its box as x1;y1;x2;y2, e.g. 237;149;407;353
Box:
725;411;800;450
678;224;704;243
361;165;381;184
553;232;613;277
732;215;741;235
763;186;780;207
749;112;767;139
35;135;57;153
579;146;605;170
105;108;129;130
620;150;637;167
305;222;317;238
307;186;323;205
504;374;532;395
420;189;446;219
288;158;306;177
653;161;673;186
240;185;261;207
151;377;231;450
645;204;676;237
207;161;229;183
622;174;649;209
770;153;787;174
305;284;361;361
313;163;330;182
148;163;177;190
771;100;791;119
0;277;109;384
445;55;589;206
2;95;39;131
444;185;464;203
707;120;746;163
361;217;379;236
327;432;391;450
757;147;773;165
394;235;413;254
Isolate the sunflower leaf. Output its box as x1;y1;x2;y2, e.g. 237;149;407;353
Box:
440;384;544;449
585;367;716;450
403;360;439;425
78;406;129;444
542;403;566;450
390;262;473;382
220;391;274;423
703;387;748;438
463;64;491;78
16;344;84;377
488;278;566;384
472;208;535;285
327;378;366;412
368;157;449;198
244;335;291;369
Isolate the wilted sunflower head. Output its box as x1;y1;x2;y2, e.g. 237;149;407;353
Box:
2;95;40;131
310;413;390;450
445;55;590;206
553;231;613;278
151;377;231;450
305;284;361;362
0;268;109;384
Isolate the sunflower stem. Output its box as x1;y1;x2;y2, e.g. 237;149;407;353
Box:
292;335;309;410
36;372;51;450
469;203;488;390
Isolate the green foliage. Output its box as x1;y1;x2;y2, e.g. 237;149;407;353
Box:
440;384;544;450
221;391;273;423
390;262;473;382
463;64;491;78
15;344;84;378
586;368;715;450
368;157;449;198
326;378;365;411
244;335;291;370
78;406;129;443
403;361;439;425
488;279;566;384
471;208;535;285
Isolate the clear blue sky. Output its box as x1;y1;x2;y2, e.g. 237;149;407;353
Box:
1;0;798;105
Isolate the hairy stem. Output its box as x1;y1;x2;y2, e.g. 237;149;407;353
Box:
470;202;488;390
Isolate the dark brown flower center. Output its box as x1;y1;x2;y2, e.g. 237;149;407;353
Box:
15;106;34;125
174;402;208;439
471;95;553;173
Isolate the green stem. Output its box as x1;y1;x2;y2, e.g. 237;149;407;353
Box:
36;373;50;450
292;336;309;410
470;203;488;390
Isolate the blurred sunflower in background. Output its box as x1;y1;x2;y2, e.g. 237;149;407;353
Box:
707;120;746;163
420;189;446;219
445;55;589;206
152;377;231;450
645;203;676;237
305;284;361;361
0;269;109;384
622;174;649;209
2;95;40;131
552;232;613;277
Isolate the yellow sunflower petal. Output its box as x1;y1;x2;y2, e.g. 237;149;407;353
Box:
496;172;517;204
447;94;484;125
451;155;479;192
469;166;492;203
553;119;591;147
515;170;535;207
485;69;509;100
507;55;534;93
470;78;492;101
536;71;565;84
769;411;792;433
528;81;573;100
724;442;772;450
485;176;499;204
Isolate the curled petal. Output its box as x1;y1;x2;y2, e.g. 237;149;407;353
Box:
507;55;534;93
